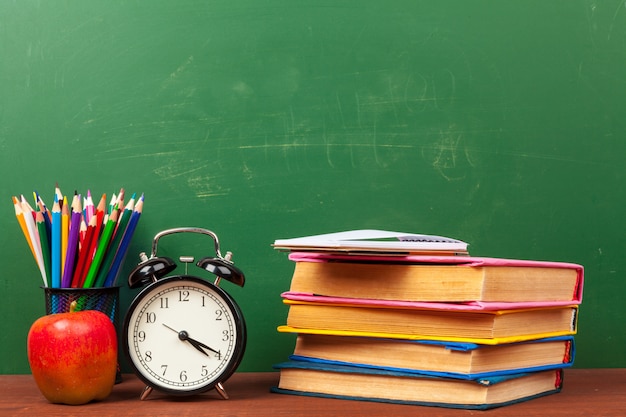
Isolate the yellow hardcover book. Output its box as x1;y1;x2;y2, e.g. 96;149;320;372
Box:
278;325;577;345
280;299;578;344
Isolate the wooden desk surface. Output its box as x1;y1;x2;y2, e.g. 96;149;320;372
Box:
2;369;625;416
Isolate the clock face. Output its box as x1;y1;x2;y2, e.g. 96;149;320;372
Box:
123;275;246;394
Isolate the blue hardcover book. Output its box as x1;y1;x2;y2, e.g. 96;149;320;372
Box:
272;360;563;410
288;334;575;380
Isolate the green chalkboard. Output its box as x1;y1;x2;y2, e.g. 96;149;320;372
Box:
1;0;625;374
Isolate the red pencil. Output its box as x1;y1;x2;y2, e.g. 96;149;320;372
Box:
71;215;96;288
78;194;106;287
61;194;82;288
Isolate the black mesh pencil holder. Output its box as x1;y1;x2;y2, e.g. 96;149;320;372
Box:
43;287;120;326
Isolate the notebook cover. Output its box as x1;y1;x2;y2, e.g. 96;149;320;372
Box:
273;229;469;253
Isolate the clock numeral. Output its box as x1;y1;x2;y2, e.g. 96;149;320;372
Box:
180;370;188;382
201;365;208;377
222;330;230;341
215;310;223;321
215;350;222;360
160;297;169;309
179;290;190;302
161;365;168;376
137;331;146;342
145;351;153;362
145;312;156;324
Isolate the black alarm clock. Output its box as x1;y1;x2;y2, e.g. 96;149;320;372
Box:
122;227;246;400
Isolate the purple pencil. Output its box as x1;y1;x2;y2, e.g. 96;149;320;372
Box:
61;194;82;288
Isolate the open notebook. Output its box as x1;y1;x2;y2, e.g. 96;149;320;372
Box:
273;229;469;255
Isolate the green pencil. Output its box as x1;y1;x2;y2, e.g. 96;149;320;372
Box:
82;206;119;288
93;195;135;288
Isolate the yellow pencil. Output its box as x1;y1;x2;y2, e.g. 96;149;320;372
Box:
12;196;36;261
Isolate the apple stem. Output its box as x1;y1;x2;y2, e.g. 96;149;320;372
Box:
70;300;78;313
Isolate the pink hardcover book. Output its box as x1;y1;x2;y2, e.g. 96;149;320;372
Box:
285;252;584;309
282;292;577;311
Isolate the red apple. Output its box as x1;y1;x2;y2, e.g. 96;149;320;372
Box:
27;301;118;405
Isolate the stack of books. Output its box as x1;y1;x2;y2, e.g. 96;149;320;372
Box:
271;230;584;410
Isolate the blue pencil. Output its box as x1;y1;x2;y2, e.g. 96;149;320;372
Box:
103;194;143;287
50;196;61;288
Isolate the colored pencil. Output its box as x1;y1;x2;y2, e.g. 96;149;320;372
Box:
12;186;144;289
62;194;82;288
71;215;97;288
91;194;107;257
83;206;119;288
34;192;51;241
36;209;51;282
21;196;47;286
105;193;117;222
60;195;70;277
13;196;37;262
105;194;144;287
84;190;95;224
54;183;63;207
116;188;125;210
50;196;62;288
79;217;87;244
19;195;36;218
94;195;134;287
79;194;107;286
95;194;135;287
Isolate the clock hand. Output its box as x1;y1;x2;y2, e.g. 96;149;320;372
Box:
162;324;220;356
162;323;181;334
185;336;209;356
187;338;215;356
184;333;221;356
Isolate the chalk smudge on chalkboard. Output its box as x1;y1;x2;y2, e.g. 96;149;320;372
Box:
607;0;626;41
426;124;475;182
152;162;231;199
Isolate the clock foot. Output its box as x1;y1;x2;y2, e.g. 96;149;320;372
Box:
140;385;153;400
215;382;229;400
